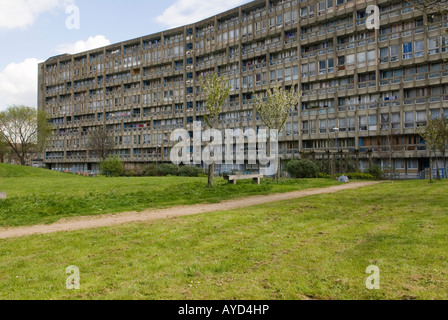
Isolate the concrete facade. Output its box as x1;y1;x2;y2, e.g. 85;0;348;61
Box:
38;0;448;178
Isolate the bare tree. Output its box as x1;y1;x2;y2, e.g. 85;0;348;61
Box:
0;105;49;166
199;73;231;187
405;0;448;16
381;126;401;180
87;127;115;161
0;135;8;163
253;85;302;181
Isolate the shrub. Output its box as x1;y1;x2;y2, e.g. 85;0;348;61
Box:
286;159;319;178
318;172;332;179
346;172;375;180
156;163;179;176
99;156;124;177
123;169;136;177
178;165;202;177
364;165;383;180
143;164;158;177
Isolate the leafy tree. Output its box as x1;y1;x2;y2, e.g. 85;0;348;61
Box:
99;156;124;177
200;73;231;187
418;117;448;181
432;116;448;179
0;105;50;166
253;85;301;181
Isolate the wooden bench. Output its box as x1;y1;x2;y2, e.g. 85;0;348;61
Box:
224;174;263;185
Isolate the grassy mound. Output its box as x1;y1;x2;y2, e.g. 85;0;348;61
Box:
0;164;64;178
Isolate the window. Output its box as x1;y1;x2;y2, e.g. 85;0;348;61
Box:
416;111;427;126
430;109;441;119
429;37;439;55
359;116;367;131
395;159;405;169
391;112;400;129
390;45;399;62
442;36;448;53
301;7;308;17
318;1;326;15
301;64;308;77
339;118;346;132
408;159;418;170
381;113;390;130
309;62;316;76
319;60;326;75
357;51;366;63
414;40;424;58
380;47;389;63
403;42;412;59
347;54;355;65
405;111;414;128
284;12;291;24
319;119;327;133
309;4;315;18
328;58;334;73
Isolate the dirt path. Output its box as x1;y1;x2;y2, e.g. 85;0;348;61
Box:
0;181;382;239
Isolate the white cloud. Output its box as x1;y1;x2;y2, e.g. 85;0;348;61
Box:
56;35;111;55
156;0;250;29
0;58;42;111
0;34;111;111
0;0;73;29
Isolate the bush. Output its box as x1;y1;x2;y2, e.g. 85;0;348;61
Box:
99;156;124;177
143;164;158;177
178;165;202;177
346;172;375;180
318;172;331;179
156;163;179;176
364;165;383;180
123;169;136;177
286;159;319;178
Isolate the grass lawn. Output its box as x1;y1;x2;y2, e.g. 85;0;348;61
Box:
0;163;341;227
0;179;447;300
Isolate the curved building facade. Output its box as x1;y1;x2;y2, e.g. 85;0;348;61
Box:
38;0;448;177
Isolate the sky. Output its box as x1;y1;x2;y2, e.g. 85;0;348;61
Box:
0;0;253;111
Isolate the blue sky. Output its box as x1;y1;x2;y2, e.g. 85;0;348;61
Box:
0;0;252;110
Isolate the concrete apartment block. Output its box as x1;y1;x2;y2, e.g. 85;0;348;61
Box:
38;0;448;178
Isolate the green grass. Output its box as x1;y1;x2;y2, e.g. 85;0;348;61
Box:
0;179;447;300
0;163;340;227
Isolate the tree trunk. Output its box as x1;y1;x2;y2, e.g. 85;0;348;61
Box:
208;162;215;187
429;156;433;182
442;150;447;179
277;159;281;183
435;153;441;180
20;154;27;166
